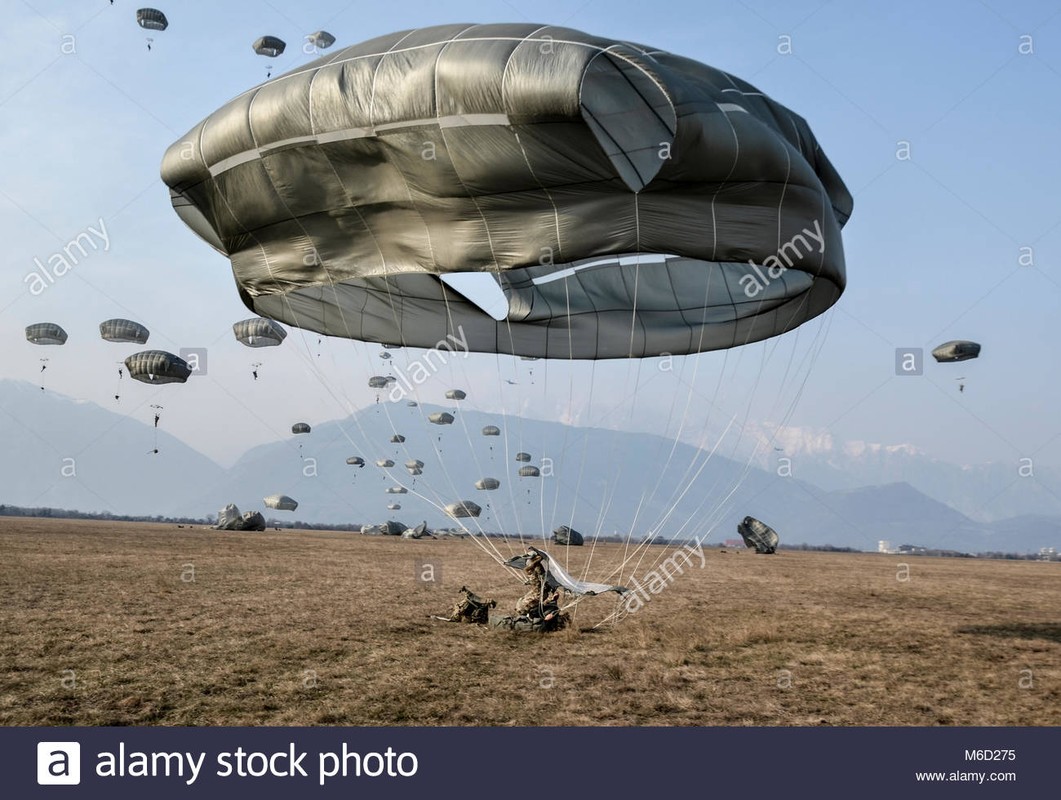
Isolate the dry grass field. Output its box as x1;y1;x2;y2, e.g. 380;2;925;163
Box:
0;517;1057;726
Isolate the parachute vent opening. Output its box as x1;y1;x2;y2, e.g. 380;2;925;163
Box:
440;273;509;321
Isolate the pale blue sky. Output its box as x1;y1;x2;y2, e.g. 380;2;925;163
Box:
2;0;1059;470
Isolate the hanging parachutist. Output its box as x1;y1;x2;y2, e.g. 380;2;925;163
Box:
147;448;159;455
154;413;160;427
118;368;123;380
40;363;47;373
959;383;965;393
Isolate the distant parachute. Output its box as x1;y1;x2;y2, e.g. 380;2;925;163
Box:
376;459;395;468
515;452;532;463
233;318;287;347
306;30;336;50
263;494;298;511
368;376;394;389
445;500;482;519
252;35;286;57
387;502;401;510
100;319;149;344
932;340;981;363
125;350;191;384
291;422;311;434
518;466;541;477
406;401;418;407
482;425;501;436
737;516;779;554
445;389;466;400
26;323;68;345
389;434;406;443
475;477;500;491
404;459;425;470
136;8;168;31
428;412;454;425
346;456;365;467
386;486;408;494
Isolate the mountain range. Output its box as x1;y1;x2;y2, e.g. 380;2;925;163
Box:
0;379;1057;554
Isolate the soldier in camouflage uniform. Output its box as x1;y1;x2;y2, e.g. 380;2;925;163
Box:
447;586;496;624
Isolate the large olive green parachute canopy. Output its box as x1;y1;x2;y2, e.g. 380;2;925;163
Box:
233;317;287;347
737;516;779;554
263;494;298;511
475;477;500;490
125;350;191;384
291;422;311;434
252;36;286;57
162;23;851;359
26;323;68;345
136;8;168;31
445;500;482;519
932;340;980;363
100;319;150;344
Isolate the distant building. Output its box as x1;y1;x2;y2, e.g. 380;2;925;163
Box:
878;540;893;554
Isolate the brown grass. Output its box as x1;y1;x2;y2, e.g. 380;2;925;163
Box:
0;517;1057;726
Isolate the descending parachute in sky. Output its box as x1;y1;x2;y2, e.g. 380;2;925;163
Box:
233;318;287;347
26;323;67;345
253;35;286;78
389;434;406;444
515;452;532;463
518;466;541;477
368;375;394;389
387;502;401;510
932;340;981;363
428;412;454;425
737;516;779;554
136;8;167;50
125;350;191;384
445;389;466;400
482;425;501;437
445;500;482;519
162;23;850;361
346;456;365;467
306;30;336;50
291;422;311;434
264;494;298;511
387;486;408;494
100;319;149;344
376;459;395;468
475;477;500;491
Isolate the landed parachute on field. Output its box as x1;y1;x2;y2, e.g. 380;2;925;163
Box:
932;340;981;363
552;525;584;546
737;516;779;554
26;323;67;345
263;494;298;511
125;350;191;384
234;318;286;347
162;23;850;360
505;547;625;595
100;319;149;344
